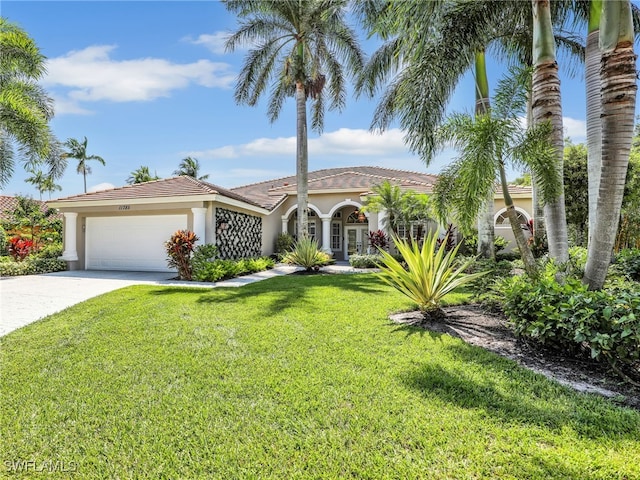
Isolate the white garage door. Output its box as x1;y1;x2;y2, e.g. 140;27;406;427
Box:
86;215;187;271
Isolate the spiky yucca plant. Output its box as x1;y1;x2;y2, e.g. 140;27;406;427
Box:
378;231;487;318
282;237;333;272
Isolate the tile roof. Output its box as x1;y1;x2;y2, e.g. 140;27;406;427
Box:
47;167;532;212
51;176;263;208
0;195;61;221
230;166;441;210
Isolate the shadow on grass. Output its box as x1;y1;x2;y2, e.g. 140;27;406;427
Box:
401;340;640;440
148;274;390;316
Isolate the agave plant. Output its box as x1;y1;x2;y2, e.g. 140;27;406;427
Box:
377;230;487;318
282;237;333;272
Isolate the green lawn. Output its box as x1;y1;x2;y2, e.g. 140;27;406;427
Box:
1;274;639;479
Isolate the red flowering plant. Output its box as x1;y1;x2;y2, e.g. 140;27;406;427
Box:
367;230;389;251
8;237;34;261
165;230;199;280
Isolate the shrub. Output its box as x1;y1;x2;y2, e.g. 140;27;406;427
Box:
35;242;63;259
0;257;66;276
192;244;219;280
8;237;34;261
500;268;640;381
0;225;7;256
349;254;382;269
367;230;388;250
461;233;508;256
192;256;275;282
460;257;514;309
274;233;295;257
613;248;640;281
377;231;488;318
282;237;333;272
165;230;198;280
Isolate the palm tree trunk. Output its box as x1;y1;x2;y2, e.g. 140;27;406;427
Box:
584;0;637;290
474;50;495;259
531;0;569;264
296;81;309;239
83;168;87;193
500;162;538;277
586;0;602;248
527;87;546;247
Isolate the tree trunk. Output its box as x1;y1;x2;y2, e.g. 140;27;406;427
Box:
500;163;538;277
584;0;637;290
527;89;546;246
474;50;495;259
586;0;602;248
531;0;569;263
296;81;309;239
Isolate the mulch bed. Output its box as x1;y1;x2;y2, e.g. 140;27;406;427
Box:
390;305;640;410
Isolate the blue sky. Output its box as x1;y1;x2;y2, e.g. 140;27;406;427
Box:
1;1;628;198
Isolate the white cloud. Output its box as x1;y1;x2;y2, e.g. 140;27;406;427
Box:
44;45;236;107
88;182;116;192
186;31;230;55
562;117;587;141
51;95;93;116
189;128;411;160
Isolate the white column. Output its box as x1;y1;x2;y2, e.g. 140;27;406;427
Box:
60;212;78;261
281;216;288;234
191;207;207;244
321;216;331;252
378;210;388;234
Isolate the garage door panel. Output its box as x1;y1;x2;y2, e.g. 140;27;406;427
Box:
86;215;187;271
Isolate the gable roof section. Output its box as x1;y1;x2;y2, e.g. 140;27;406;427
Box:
49;176;264;210
230;166;440;209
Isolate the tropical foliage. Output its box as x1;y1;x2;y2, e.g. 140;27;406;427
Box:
225;0;364;238
362;181;434;239
0;18;64;188
127;166;160;184
165;230;199;280
377;231;486;317
1;195;61;250
62;137;105;193
432;69;560;277
173;157;208;180
501;264;640;384
282;236;333;272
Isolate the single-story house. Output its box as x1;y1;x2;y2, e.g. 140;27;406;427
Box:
48;166;533;272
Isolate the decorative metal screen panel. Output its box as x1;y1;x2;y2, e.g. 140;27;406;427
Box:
215;208;262;259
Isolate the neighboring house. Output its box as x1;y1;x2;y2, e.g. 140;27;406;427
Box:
48;166;533;272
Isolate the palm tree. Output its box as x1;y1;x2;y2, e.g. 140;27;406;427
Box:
63;137;105;193
127;166;160;184
24;168;61;200
0;18;65;188
531;0;569;264
432;72;561;277
584;0;637;290
357;1;580;263
173;157;209;180
361;180;407;235
586;0;603;247
224;0;364;238
474;49;496;259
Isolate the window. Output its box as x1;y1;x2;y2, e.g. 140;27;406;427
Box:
331;222;341;250
308;220;316;240
495;210;528;226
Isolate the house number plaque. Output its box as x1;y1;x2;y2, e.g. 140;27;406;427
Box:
118;205;130;210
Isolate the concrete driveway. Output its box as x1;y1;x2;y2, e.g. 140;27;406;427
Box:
0;270;205;337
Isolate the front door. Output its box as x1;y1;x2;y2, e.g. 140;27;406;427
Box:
345;226;368;260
